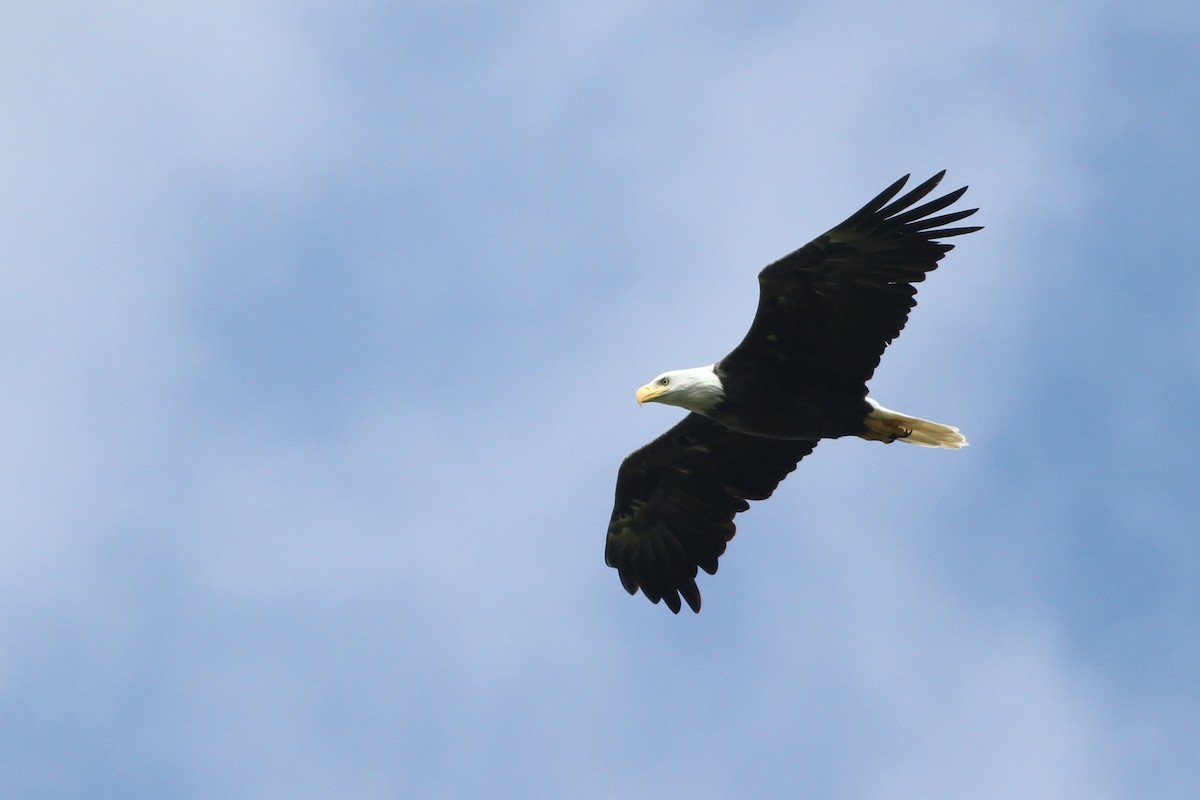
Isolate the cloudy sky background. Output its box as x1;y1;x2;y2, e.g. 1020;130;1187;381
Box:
2;1;1197;797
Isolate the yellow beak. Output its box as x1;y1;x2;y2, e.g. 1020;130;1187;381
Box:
636;383;667;405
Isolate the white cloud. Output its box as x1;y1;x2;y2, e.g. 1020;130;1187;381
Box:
0;1;1195;798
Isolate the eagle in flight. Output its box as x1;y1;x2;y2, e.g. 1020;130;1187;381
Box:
606;171;981;613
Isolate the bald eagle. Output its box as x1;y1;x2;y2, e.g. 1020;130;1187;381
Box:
606;171;981;613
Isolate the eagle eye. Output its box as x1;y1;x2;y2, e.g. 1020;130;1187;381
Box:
658;377;670;386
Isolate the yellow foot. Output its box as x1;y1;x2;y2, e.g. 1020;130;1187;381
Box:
863;416;912;444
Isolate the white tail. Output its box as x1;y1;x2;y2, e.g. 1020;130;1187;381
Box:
862;398;967;449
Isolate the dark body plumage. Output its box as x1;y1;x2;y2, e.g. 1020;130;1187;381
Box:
606;172;981;613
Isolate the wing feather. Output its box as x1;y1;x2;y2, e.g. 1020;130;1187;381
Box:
606;414;817;613
720;171;981;389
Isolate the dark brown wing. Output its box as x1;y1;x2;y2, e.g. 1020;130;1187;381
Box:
719;171;981;389
606;413;818;613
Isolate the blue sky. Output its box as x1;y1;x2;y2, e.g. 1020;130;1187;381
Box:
2;2;1197;797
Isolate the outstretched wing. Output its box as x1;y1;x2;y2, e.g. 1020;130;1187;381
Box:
719;171;981;389
606;413;818;613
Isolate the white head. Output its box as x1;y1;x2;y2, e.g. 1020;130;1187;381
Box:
635;365;725;413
